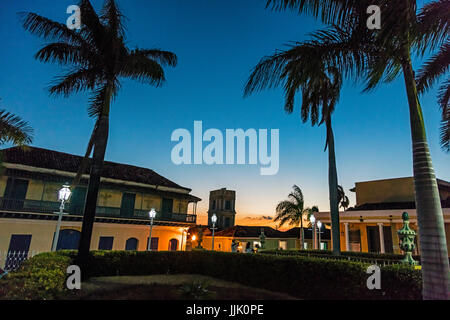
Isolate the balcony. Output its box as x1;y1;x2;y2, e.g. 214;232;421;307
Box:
0;197;196;224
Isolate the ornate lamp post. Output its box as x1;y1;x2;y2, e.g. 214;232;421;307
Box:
317;220;322;250
259;228;266;250
397;212;418;265
147;208;156;251
310;214;316;249
51;184;71;251
211;214;217;250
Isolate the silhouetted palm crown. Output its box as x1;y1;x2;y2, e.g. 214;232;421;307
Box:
22;0;177;118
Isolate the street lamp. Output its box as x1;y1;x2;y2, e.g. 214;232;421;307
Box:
147;208;156;251
310;214;316;250
211;214;217;251
317;220;322;250
51;184;71;251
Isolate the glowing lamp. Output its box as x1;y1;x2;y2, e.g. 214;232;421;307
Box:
58;184;71;202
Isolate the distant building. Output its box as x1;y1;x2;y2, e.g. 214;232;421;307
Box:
316;177;450;255
0;146;201;269
198;225;331;252
207;188;236;229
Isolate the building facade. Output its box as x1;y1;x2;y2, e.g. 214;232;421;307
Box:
316;177;450;256
0;147;201;268
207;188;236;229
198;225;331;252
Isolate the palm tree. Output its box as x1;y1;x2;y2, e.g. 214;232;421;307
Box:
337;185;350;210
265;0;450;299
416;39;449;152
245;42;344;256
22;0;177;269
274;185;318;250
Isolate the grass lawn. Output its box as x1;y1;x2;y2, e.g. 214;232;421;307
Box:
63;274;299;300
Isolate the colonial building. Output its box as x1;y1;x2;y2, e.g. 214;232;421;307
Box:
315;177;450;255
0;146;201;268
197;225;331;252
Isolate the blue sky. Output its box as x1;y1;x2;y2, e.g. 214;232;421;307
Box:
1;0;448;224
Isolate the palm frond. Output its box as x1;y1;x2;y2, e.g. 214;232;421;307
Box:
0;110;33;145
120;51;166;86
20;12;87;46
265;0;361;26
49;67;100;97
34;42;99;68
132;49;178;67
100;0;126;37
416;41;450;93
416;0;450;54
438;78;450;151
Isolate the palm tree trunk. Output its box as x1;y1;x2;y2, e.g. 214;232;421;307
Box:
326;116;341;256
401;42;450;300
76;86;112;275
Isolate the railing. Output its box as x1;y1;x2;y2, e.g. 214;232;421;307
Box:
0;198;196;224
0;250;39;272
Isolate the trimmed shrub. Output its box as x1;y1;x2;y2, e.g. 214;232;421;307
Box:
0;250;422;300
0;251;73;300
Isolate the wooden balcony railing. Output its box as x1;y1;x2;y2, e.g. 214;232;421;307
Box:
0;197;196;224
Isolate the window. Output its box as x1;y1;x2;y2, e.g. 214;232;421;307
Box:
212;200;216;210
278;240;287;250
69;187;87;214
56;229;80;250
225;217;231;228
147;237;159;250
98;236;114;250
225;200;231;210
3;178;29;210
169;238;178;251
125;238;138;250
162;198;173;214
6;235;32;270
120;193;136;218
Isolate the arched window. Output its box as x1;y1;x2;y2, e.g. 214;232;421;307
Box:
169;238;178;251
125;238;138;251
56;229;80;250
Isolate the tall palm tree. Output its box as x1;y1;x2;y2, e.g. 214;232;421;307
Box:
416;39;449;152
275;185;318;250
265;0;450;299
245;43;344;256
22;0;177;269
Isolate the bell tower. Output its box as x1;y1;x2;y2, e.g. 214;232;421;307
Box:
207;188;236;229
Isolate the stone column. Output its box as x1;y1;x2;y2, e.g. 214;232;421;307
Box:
344;222;350;251
377;223;385;253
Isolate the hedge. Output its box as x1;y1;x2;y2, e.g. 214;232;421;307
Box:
259;249;425;263
0;252;73;300
0;250;422;300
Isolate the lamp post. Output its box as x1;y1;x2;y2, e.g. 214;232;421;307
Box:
51;184;71;252
211;214;217;251
147;208;156;251
310;214;316;250
317;220;322;250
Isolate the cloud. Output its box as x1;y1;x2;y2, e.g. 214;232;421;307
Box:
244;215;273;220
